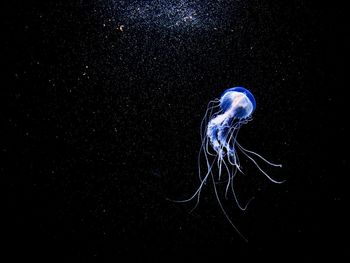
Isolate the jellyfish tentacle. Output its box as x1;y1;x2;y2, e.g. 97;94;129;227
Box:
222;158;253;211
238;148;285;184
169;155;217;204
198;100;222;182
236;142;282;167
190;141;220;210
200;99;220;140
210;171;248;242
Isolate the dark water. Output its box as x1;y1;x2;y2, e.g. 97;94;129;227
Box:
4;0;345;260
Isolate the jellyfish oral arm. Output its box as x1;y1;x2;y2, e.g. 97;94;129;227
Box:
207;111;233;152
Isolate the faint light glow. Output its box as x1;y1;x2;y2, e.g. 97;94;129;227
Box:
117;24;125;31
106;0;223;30
100;0;241;32
122;0;201;29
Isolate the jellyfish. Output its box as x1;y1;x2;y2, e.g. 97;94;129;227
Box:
174;87;283;241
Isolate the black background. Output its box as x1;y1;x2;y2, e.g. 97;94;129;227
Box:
4;0;345;260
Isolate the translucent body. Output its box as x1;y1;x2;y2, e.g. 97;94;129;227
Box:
174;87;283;241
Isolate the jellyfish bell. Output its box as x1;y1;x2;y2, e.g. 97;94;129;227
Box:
219;87;256;119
